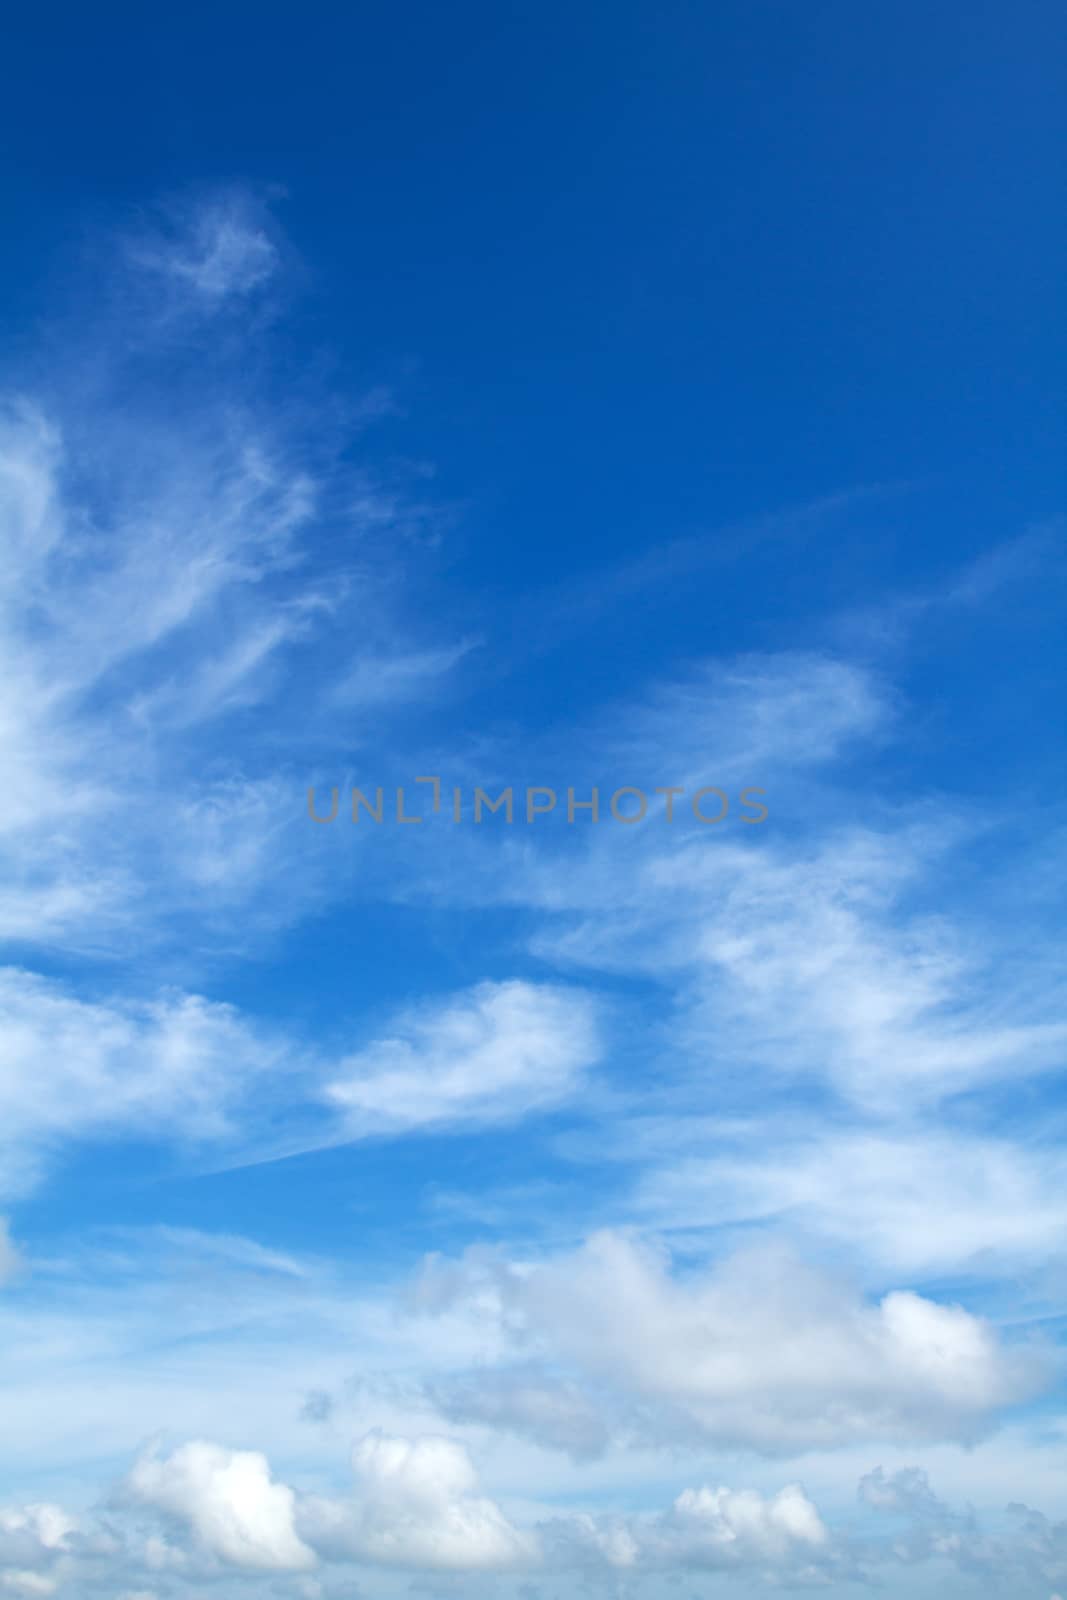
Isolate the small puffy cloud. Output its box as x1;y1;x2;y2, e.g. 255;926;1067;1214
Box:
0;1506;75;1562
543;1480;830;1577
324;980;601;1137
859;1465;948;1518
124;1440;316;1572
301;1431;536;1571
657;1481;828;1567
0;1504;77;1598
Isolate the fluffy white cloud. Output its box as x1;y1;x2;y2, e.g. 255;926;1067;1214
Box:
302;1431;536;1571
302;1429;831;1579
415;1231;1043;1452
1;1439;834;1589
859;1465;947;1517
324;980;601;1136
8;1436;1067;1594
655;1480;828;1566
0;1507;75;1562
0;1504;77;1599
124;1440;316;1571
544;1480;830;1577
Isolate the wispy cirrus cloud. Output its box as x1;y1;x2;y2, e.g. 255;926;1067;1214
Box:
124;190;281;307
324;980;602;1140
633;1127;1067;1281
0;196;471;959
0;969;291;1199
0;969;602;1200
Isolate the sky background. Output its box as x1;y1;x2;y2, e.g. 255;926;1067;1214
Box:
0;3;1065;1597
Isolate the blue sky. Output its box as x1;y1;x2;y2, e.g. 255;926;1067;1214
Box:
0;3;1065;1596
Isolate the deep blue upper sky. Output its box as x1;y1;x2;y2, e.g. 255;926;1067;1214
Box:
3;0;1063;566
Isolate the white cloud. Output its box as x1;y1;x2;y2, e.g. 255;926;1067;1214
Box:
526;820;1067;1114
0;203;463;960
426;1364;612;1459
332;639;478;709
617;651;888;782
9;1433;1067;1593
303;1431;537;1570
0;970;288;1197
2;195;1064;1600
636;1128;1067;1279
0;1505;76;1600
653;1480;828;1567
0;395;321;949
543;1479;830;1577
0;1507;75;1560
415;1231;1043;1453
128;195;279;303
0;970;601;1208
859;1465;947;1517
124;1439;316;1571
324;980;601;1137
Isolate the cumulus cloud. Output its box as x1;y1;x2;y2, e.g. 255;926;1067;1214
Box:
10;1437;1067;1593
544;1480;830;1577
0;1504;77;1598
302;1432;536;1571
852;1465;1067;1591
324;980;601;1137
302;1430;832;1580
7;1436;835;1587
651;1481;828;1570
859;1466;948;1518
414;1231;1043;1453
0;1506;76;1563
124;1440;316;1571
